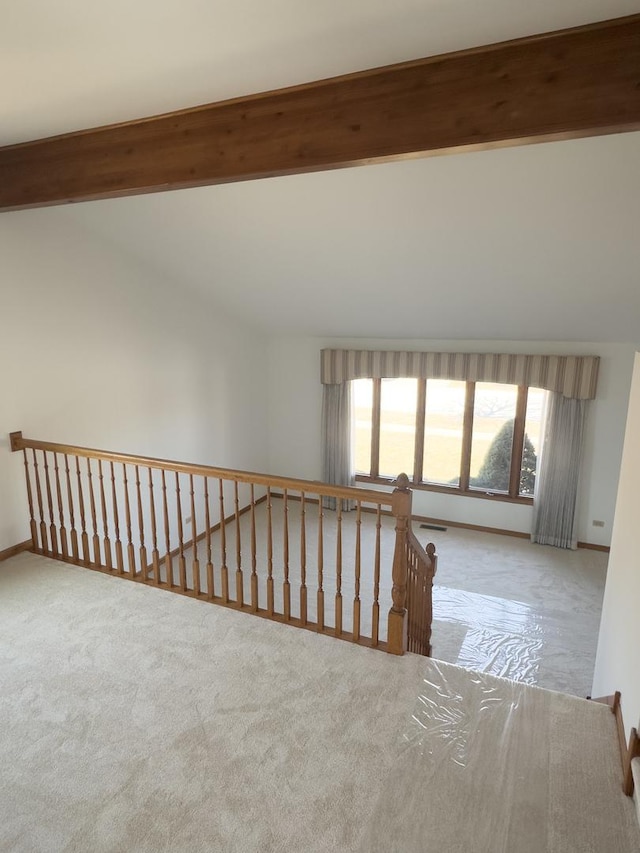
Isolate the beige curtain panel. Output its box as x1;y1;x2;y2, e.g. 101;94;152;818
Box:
321;350;599;400
321;382;355;511
532;393;588;549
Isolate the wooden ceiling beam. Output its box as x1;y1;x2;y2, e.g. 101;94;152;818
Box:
1;14;639;211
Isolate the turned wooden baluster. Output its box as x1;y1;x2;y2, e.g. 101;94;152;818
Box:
420;553;427;654
266;487;274;616
87;459;100;566
417;555;423;654
22;450;38;550
122;464;136;576
218;479;229;602
317;499;324;632
175;473;187;590
416;551;423;654
250;484;258;612
135;466;148;581
234;481;243;606
98;460;113;570
64;454;79;561
387;474;412;656
335;502;343;636
353;501;362;642
43;451;59;556
190;475;200;596
75;457;90;564
53;453;69;559
425;542;436;654
204;477;214;599
110;461;124;575
148;468;160;584
407;550;415;653
32;450;47;552
161;470;172;586
371;504;382;646
299;492;307;625
282;489;291;621
419;551;426;654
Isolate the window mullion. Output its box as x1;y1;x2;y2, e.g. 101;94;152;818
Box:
413;379;427;484
370;379;381;478
509;386;528;497
459;381;475;491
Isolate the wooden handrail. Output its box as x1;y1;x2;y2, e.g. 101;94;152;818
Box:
9;432;393;507
407;529;437;565
405;532;437;656
9;431;435;658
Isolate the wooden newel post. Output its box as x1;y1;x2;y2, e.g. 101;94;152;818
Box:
9;431;24;452
9;431;38;551
387;472;412;655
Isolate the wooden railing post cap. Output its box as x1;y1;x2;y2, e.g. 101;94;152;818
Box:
394;473;411;491
9;431;23;452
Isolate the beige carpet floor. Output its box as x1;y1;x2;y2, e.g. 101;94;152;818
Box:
1;553;637;853
175;503;607;696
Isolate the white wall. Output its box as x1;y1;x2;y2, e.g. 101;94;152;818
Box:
0;211;269;551
267;336;636;546
592;352;640;736
1;209;634;553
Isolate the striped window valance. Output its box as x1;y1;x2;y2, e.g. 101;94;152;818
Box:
321;350;599;400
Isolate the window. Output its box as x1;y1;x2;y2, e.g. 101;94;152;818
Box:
422;379;465;487
353;378;545;502
379;378;418;478
469;382;518;494
519;387;545;497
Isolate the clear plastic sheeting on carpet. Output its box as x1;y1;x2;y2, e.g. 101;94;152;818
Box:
432;586;559;683
361;660;640;853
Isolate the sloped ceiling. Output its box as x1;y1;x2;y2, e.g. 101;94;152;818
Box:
3;0;640;342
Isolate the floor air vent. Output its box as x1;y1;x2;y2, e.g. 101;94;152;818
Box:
420;523;447;532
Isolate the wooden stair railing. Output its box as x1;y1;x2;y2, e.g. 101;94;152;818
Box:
389;472;438;656
9;432;436;656
406;535;437;656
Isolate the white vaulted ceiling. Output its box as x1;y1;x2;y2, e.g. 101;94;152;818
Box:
3;0;640;342
53;132;640;342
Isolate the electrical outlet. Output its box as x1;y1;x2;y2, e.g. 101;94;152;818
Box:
184;515;192;526
592;520;605;528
